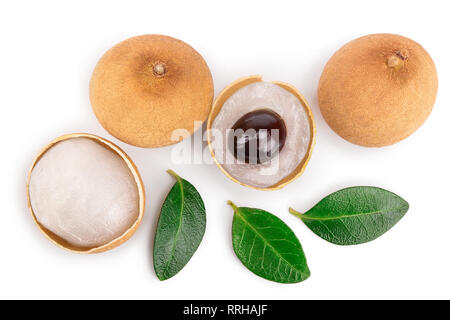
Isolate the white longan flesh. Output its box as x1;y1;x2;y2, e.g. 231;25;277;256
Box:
211;82;311;188
29;138;139;248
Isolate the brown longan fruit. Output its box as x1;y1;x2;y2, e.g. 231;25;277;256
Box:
318;33;438;147
90;34;214;148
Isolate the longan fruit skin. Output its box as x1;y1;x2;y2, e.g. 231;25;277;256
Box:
318;33;438;147
90;35;214;148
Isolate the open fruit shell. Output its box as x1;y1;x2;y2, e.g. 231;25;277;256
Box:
26;133;146;253
207;75;316;191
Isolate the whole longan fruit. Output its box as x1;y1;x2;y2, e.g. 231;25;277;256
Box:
318;33;438;147
90;35;214;148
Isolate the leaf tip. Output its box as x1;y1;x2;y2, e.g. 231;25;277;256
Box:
156;274;169;281
403;199;410;212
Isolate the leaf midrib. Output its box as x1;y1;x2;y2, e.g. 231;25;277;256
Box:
161;175;185;277
302;204;407;222
235;208;304;277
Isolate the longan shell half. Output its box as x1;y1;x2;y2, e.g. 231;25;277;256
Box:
26;133;146;254
318;33;438;147
207;75;316;191
90;34;214;148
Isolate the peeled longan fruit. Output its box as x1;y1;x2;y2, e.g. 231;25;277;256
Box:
90;35;214;148
27;133;145;254
318;33;438;147
207;76;316;190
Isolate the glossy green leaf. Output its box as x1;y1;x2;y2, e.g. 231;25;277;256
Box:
229;201;310;284
153;170;206;280
290;186;409;246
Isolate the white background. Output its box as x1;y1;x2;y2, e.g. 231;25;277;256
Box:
1;0;449;300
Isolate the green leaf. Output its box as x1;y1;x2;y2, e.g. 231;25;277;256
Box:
290;186;409;246
229;201;310;284
153;170;206;280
